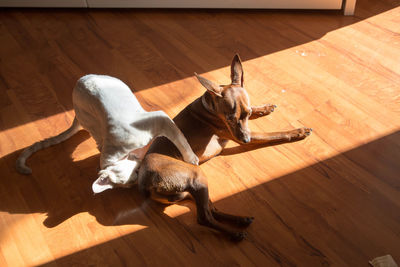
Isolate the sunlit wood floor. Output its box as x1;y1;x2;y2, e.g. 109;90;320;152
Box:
1;1;400;266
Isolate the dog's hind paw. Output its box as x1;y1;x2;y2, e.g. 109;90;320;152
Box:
230;231;247;242
236;216;254;227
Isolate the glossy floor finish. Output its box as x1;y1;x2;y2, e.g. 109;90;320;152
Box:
0;1;400;266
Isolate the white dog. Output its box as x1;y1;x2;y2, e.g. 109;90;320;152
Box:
16;74;198;193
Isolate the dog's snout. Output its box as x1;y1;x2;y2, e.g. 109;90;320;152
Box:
232;123;251;144
242;135;251;144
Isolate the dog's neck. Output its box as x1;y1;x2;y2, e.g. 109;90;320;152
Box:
187;93;224;131
201;93;214;114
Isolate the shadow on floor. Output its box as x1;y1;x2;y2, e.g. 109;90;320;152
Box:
1;130;399;266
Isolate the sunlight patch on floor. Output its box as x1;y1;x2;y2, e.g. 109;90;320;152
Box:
34;212;147;266
205;127;399;202
0;112;75;157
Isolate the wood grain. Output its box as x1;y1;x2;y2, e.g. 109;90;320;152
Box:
0;1;399;266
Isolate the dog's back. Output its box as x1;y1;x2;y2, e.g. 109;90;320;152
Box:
73;75;145;146
16;74;146;174
17;74;198;194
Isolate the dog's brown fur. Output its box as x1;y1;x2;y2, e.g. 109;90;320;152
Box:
138;54;312;241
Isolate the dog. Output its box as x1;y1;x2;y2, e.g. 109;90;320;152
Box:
137;55;312;241
16;74;199;193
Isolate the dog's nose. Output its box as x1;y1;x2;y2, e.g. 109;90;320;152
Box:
242;135;251;143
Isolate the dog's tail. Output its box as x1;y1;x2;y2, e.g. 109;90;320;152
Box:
16;117;82;175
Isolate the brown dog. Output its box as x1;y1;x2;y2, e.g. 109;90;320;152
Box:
138;54;312;241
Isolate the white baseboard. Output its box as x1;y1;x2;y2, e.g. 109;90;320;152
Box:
0;0;343;9
0;0;87;7
87;0;342;9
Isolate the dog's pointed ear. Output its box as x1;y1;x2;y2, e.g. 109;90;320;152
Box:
92;176;114;194
231;54;244;87
194;72;223;97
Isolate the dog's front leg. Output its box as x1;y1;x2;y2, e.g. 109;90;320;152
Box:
249;104;277;120
147;111;199;165
248;127;312;145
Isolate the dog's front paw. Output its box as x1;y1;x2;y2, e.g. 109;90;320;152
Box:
259;104;276;115
184;154;199;165
265;104;277;114
190;155;199;165
252;104;276;117
289;127;313;141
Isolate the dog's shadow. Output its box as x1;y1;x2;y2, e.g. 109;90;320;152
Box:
1;130;273;229
1;131;200;230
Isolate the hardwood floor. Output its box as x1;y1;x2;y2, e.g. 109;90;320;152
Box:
0;1;399;266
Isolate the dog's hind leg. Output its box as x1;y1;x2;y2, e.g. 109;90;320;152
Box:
209;201;254;227
138;153;251;241
188;184;248;241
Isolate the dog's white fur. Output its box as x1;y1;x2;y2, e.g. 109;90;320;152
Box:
16;75;198;193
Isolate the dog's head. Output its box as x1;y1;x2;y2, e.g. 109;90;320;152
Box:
195;54;251;144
